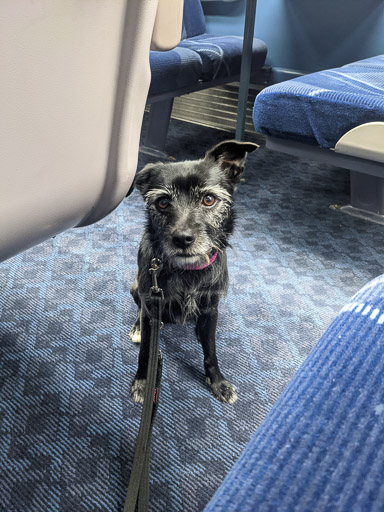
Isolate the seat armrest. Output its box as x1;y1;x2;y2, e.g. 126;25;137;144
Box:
334;122;384;164
151;0;183;51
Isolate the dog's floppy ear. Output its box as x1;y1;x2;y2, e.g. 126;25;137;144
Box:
134;163;156;195
205;140;259;183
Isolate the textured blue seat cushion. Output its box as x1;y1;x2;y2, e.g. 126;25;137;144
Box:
205;274;384;511
179;34;267;81
149;47;202;96
253;55;384;148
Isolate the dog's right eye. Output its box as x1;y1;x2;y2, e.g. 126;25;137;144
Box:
157;197;170;209
202;195;216;207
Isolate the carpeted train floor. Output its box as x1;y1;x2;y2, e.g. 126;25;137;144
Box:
1;118;383;512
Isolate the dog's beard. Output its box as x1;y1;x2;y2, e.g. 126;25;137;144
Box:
171;252;211;269
161;239;218;270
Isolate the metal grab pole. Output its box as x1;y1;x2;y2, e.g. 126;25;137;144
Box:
235;0;257;141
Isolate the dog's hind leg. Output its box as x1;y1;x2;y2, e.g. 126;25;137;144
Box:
196;307;238;404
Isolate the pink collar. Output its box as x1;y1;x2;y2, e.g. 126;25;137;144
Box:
185;251;218;271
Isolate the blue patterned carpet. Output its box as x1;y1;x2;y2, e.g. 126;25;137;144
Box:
1;118;383;512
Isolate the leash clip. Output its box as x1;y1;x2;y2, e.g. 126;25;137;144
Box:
149;258;163;298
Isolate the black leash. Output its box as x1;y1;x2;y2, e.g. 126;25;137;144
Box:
124;259;163;512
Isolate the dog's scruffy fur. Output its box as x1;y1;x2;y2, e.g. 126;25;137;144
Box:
130;140;258;404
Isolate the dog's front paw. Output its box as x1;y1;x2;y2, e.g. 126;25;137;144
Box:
129;323;141;343
207;378;238;404
131;378;146;403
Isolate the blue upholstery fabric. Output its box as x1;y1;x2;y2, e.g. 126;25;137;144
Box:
205;274;384;511
148;47;202;96
181;0;206;39
253;55;384;148
179;34;267;81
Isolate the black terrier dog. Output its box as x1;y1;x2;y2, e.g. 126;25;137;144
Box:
130;140;258;404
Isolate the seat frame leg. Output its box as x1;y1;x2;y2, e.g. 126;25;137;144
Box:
140;98;174;158
332;170;384;225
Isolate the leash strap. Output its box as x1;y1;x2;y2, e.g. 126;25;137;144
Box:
124;259;163;512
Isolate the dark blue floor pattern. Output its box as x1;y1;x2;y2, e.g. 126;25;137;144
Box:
1;119;383;512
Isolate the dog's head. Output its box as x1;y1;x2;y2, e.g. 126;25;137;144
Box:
135;140;258;269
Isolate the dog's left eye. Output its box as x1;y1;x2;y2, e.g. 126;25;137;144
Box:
202;195;216;207
157;197;170;209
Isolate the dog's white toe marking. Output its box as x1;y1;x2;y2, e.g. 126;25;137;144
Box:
207;378;238;404
129;325;141;344
131;379;146;403
226;388;238;405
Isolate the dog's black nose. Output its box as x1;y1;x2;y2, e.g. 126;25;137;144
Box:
172;231;195;249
